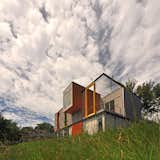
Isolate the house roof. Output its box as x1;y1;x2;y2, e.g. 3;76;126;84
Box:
93;73;125;88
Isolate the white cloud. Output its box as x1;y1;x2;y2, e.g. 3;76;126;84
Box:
0;0;160;124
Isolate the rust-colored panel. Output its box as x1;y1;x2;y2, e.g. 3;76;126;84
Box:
66;82;101;118
87;91;101;115
72;121;83;136
73;83;84;111
67;83;84;114
82;91;101;116
87;90;93;114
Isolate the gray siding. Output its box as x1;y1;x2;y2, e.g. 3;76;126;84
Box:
83;111;129;135
56;111;130;136
124;89;142;120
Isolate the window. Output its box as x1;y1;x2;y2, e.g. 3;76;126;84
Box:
63;84;72;108
110;100;115;112
98;117;103;132
105;102;110;111
105;100;115;112
64;112;67;126
72;111;82;123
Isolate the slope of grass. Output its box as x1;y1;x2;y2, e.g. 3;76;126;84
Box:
0;121;160;160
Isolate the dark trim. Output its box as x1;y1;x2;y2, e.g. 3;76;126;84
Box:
81;73;125;93
96;73;141;101
72;81;85;88
94;73;125;88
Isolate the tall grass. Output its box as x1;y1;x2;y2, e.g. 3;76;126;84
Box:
0;121;160;160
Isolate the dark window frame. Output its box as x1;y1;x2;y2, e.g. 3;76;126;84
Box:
105;100;115;112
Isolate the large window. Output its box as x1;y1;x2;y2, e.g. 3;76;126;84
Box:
105;100;115;112
72;110;82;123
63;84;72;109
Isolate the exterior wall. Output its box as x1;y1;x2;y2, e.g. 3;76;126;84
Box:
83;111;129;135
56;111;130;136
55;111;72;131
54;112;59;131
66;83;101;120
102;87;125;116
83;117;99;135
104;113;129;129
81;91;101;117
66;113;72;126
72;121;83;136
124;89;142;120
69;126;72;136
83;113;105;135
63;83;73;110
55;87;141;134
59;109;65;129
72;110;82;123
72;83;84;112
66;83;84;114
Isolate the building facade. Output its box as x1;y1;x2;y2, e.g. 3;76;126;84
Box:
55;73;142;136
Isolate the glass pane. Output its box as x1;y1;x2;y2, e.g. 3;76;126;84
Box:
105;102;110;111
110;100;115;112
63;83;72;109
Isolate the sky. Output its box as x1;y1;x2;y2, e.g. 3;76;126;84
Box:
0;0;160;125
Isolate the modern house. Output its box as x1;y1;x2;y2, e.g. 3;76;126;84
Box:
55;73;142;136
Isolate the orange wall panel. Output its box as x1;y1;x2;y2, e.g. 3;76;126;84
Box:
72;121;83;135
66;82;101;118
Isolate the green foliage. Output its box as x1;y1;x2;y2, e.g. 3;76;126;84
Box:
0;121;159;160
0;116;54;144
125;80;160;113
35;123;54;132
136;81;154;111
153;83;160;98
21;127;34;133
125;79;137;93
0;115;21;144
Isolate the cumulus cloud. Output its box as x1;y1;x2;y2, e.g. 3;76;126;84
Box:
0;0;160;124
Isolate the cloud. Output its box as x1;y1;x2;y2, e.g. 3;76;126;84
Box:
39;3;50;23
0;0;160;125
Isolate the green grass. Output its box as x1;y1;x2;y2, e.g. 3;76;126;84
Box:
0;121;160;160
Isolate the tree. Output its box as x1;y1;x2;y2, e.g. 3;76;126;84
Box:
125;79;137;93
136;81;154;112
153;83;160;98
0;115;21;144
35;122;54;132
125;80;160;115
143;97;160;123
21;127;34;133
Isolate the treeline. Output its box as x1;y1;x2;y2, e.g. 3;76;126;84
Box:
125;80;160;112
0;115;54;145
125;80;160;123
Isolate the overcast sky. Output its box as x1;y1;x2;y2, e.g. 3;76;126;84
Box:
0;0;160;120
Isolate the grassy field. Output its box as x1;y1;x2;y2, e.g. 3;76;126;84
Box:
0;121;160;160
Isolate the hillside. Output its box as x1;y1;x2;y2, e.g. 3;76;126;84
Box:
0;121;160;160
